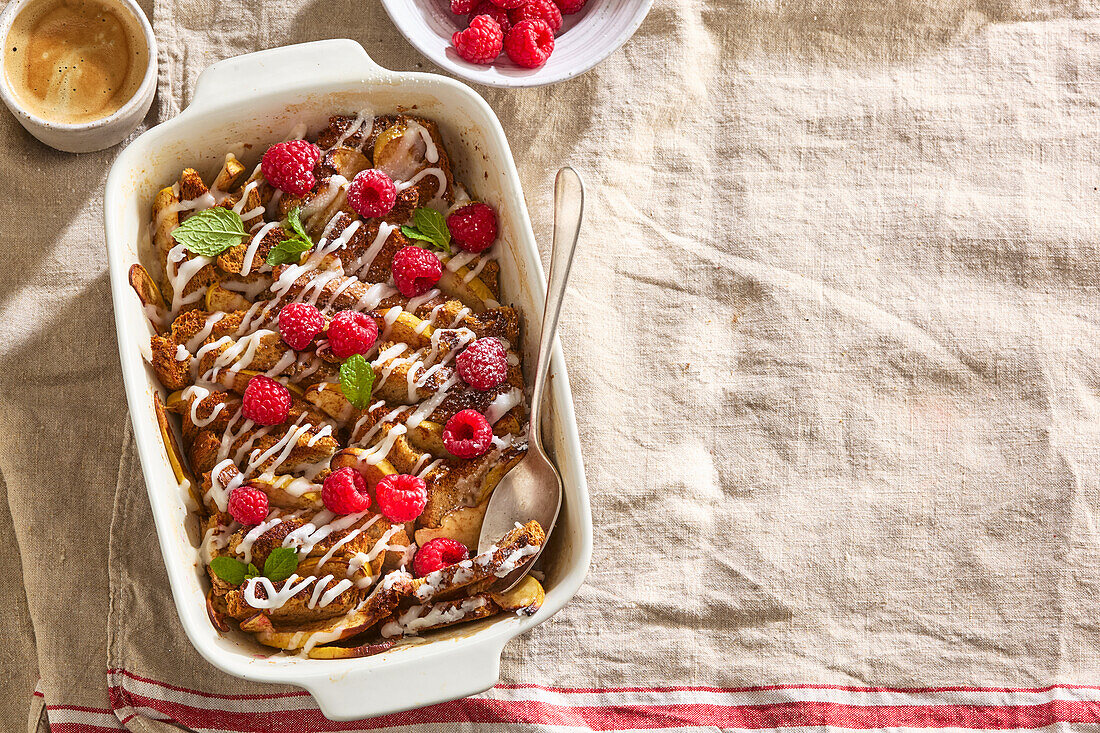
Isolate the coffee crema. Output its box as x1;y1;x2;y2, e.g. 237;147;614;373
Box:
4;0;148;125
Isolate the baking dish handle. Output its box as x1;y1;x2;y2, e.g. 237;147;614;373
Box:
301;638;508;721
188;39;389;114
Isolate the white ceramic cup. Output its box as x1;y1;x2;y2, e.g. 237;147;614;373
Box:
0;0;157;153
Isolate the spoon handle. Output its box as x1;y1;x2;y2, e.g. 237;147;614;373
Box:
528;167;584;446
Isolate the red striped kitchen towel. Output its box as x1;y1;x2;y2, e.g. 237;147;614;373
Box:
32;674;1100;731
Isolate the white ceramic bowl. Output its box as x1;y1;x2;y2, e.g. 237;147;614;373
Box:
0;0;157;153
104;39;591;720
380;0;652;87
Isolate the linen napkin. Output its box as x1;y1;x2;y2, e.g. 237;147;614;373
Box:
5;0;1100;730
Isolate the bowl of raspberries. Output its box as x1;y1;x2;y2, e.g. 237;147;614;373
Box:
379;0;652;87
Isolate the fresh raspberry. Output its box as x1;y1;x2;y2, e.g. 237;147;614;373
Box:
469;1;511;34
509;0;562;33
554;0;586;13
261;140;321;197
347;169;397;219
227;485;269;526
446;203;498;253
452;14;504;65
456;338;508;390
489;0;525;8
278;302;324;350
413;538;469;577
328;311;379;359
504;19;555;68
241;375;291;425
322;467;371;514
450;0;475;13
391;246;443;297
443;409;494;458
375;474;427;523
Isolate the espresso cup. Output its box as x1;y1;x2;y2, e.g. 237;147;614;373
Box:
0;0;157;153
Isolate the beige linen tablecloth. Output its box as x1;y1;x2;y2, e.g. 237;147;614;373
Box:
4;0;1100;730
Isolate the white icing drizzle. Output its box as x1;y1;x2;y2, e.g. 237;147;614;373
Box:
327;275;359;308
167;244;211;317
212;329;277;373
201;523;235;564
329;110;374;152
350;222;397;275
360;424;408;464
416;458;443;479
307;575;335;609
185;312;227;352
355;281;397;311
354;407;408;446
282;510;369;556
207;457;237;511
410;453;432;476
307;424;334;447
486;388;524;424
247;420;314;474
192;335;233;380
394;167;447;197
316;514;381;569
231;180;260;215
155;183;217;232
449;308;472;328
405;288;440;315
381;306;404;338
405;375;459;428
237;517;283;564
181;385;227;428
302;175;349;222
408;121;440;164
372;342;408;367
464;252;492;283
264;350;298;379
495;544;540;576
445;250;479;272
348;523;407;588
283;476;321;498
223;278;272;300
243;574;316;610
241;221;280;276
380;596;489;638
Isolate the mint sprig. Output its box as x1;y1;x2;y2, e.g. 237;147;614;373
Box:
266;206;314;266
172;207;248;257
401;207;451;255
210;556;259;585
209;547;299;585
263;547;299;582
339;354;376;410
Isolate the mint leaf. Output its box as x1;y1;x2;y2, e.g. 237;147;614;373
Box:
401;226;437;245
339;354;375;410
210;556;249;585
266;206;314;266
266;237;311;267
284;205;311;244
172;207;248;257
245;563;260;579
401;207;451;254
263;547;299;582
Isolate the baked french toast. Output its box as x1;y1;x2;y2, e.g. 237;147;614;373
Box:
132;112;545;657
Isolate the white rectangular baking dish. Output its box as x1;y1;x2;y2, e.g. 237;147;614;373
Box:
104;39;591;721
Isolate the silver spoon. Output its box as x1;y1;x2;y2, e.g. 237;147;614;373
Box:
477;167;584;590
